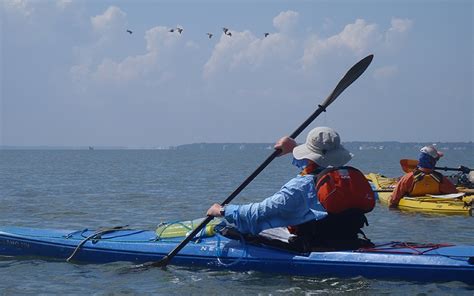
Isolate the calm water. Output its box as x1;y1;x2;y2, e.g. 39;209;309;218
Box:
0;148;473;295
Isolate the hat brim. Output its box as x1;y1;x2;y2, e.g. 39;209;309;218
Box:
293;144;352;167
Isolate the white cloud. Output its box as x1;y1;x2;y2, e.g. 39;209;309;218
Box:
302;19;381;68
3;0;35;17
203;11;299;79
203;30;295;79
56;0;73;9
337;19;380;52
69;6;130;83
88;26;181;83
389;18;413;33
302;18;413;68
91;6;127;35
91;53;158;83
273;10;299;33
145;26;180;52
3;0;88;50
235;33;294;68
203;31;254;78
71;25;184;84
4;0;74;15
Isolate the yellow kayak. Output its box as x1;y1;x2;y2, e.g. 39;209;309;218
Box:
366;173;473;216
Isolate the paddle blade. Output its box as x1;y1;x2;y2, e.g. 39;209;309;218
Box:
400;159;418;173
117;259;170;274
322;54;374;108
150;256;170;268
126;257;170;271
289;54;374;139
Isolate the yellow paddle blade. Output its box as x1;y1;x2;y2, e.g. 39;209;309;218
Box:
400;159;419;173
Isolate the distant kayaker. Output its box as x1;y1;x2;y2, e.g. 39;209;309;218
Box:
389;145;458;207
207;127;375;251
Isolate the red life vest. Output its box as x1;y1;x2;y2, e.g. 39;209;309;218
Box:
314;166;375;214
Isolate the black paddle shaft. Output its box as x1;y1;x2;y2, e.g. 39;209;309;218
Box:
153;54;374;268
435;166;472;174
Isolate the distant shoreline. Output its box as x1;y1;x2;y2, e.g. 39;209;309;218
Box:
1;142;472;151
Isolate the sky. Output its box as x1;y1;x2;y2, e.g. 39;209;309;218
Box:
1;0;472;147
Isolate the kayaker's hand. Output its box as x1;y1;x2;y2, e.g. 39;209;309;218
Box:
388;202;398;209
207;203;223;217
274;136;297;156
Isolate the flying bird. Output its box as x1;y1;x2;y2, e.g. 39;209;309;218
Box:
206;33;213;39
169;28;175;33
264;33;270;38
177;27;183;34
126;30;133;34
222;27;229;34
226;31;232;37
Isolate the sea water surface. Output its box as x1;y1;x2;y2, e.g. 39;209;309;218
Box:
0;147;473;295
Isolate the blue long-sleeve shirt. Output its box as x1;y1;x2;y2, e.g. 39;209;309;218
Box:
222;175;327;235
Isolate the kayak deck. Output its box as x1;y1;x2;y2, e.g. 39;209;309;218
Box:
0;226;473;284
367;173;473;216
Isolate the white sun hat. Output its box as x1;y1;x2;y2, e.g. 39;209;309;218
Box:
292;126;352;167
420;145;444;159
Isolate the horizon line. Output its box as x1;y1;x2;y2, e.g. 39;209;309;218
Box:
1;141;473;149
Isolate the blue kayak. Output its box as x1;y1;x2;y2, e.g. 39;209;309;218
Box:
0;225;473;284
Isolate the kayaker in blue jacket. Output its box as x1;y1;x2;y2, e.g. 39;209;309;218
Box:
206;127;371;242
